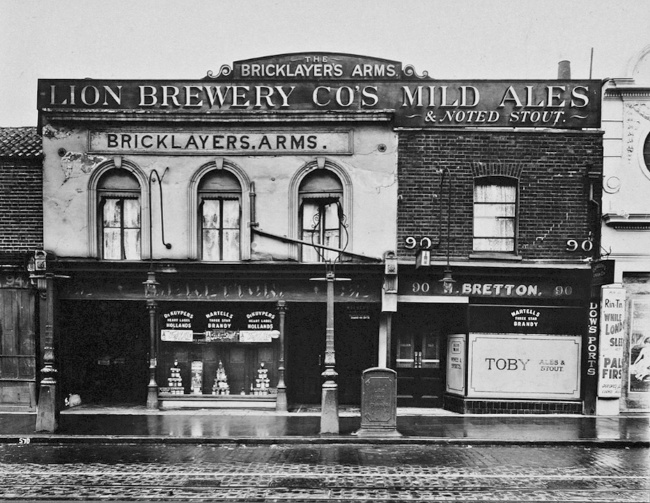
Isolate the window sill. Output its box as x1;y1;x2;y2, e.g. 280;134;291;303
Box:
469;252;522;261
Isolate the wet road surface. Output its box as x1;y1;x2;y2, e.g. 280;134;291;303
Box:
0;443;647;501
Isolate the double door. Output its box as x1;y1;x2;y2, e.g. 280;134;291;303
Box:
396;330;444;406
393;304;466;407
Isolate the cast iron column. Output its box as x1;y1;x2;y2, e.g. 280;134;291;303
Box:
320;268;339;434
35;273;58;432
276;300;288;412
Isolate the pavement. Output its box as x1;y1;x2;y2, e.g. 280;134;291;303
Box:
0;405;648;446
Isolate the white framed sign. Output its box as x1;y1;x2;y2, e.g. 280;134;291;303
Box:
468;334;581;399
161;329;194;342
446;334;466;395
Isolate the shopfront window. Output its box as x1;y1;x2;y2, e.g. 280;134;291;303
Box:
97;170;141;260
198;170;241;261
473;176;517;253
299;170;344;262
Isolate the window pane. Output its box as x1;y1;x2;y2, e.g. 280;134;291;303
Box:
202;200;220;229
222;230;240;261
474;216;515;237
123;229;141;260
475;203;516;217
202;229;220;261
473;238;514;252
222;200;240;228
122;199;140;228
474;184;516;203
103;199;121;228
323;202;340;231
301;202;320;232
103;228;121;260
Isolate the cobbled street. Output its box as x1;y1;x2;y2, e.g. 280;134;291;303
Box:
0;443;647;502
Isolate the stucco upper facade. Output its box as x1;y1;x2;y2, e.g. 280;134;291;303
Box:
41;122;398;263
601;45;650;412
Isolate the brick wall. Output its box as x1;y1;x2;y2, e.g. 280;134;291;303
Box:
0;159;43;253
397;130;603;261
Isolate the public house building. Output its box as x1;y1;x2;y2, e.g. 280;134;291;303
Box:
27;53;608;429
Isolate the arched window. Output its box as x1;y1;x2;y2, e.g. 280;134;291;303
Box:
473;176;518;253
299;170;345;262
198;170;241;261
97;169;141;260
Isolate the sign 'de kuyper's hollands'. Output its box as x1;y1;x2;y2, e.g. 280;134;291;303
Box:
38;53;602;129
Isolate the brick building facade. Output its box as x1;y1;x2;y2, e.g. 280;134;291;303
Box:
397;131;602;261
394;128;604;414
0;127;42;411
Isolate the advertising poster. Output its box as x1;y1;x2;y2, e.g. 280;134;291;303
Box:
597;286;626;397
467;334;581;399
629;298;650;393
191;361;203;394
446;334;466;395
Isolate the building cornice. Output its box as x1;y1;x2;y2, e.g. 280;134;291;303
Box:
602;213;650;230
40;109;395;125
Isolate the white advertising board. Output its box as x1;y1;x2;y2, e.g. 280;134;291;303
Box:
161;329;194;342
446;334;466;395
598;285;626;397
468;334;581;399
238;330;280;343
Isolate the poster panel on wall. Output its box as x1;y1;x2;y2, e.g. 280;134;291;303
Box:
467;334;581;400
597;285;626;398
629;298;650;393
446;334;466;395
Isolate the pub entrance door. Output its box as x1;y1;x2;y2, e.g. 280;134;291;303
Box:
58;300;149;405
392;303;466;407
287;303;378;405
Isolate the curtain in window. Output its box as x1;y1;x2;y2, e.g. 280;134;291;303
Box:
300;200;341;262
473;182;516;252
202;198;240;261
102;197;141;260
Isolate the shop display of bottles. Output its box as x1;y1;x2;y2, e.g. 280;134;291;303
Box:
251;362;271;395
164;359;274;397
212;360;230;395
167;360;184;395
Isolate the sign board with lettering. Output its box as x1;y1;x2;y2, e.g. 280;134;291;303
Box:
162;310;194;330
598;285;626;397
400;274;586;300
38;53;602;130
245;310;277;330
467;334;581;399
204;330;238;342
469;305;584;335
205;310;234;330
89;130;353;155
59;276;379;302
446;334;466;395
